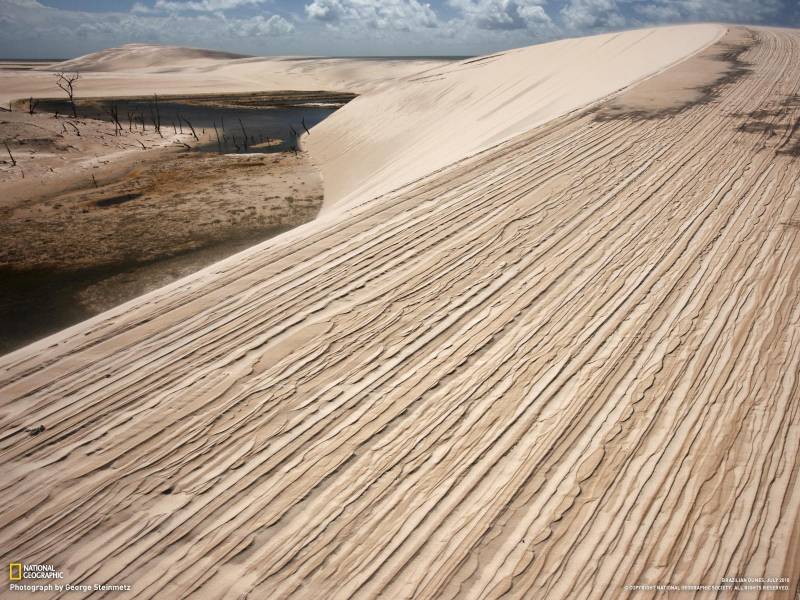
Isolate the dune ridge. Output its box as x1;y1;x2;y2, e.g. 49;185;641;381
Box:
1;25;799;599
49;44;251;72
306;24;723;209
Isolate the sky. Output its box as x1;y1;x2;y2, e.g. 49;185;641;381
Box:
0;0;798;58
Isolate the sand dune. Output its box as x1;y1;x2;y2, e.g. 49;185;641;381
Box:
0;45;450;108
307;24;723;208
1;25;799;599
49;44;250;72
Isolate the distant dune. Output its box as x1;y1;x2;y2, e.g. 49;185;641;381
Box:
1;25;799;599
49;43;251;72
0;44;451;107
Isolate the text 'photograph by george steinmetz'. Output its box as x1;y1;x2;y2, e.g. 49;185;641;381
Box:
0;0;799;598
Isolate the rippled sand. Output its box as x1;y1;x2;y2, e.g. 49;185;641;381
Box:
1;25;799;600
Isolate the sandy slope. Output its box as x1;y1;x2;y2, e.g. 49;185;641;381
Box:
306;24;723;209
1;25;800;599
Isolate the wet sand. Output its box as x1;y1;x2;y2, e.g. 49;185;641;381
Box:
1;100;330;353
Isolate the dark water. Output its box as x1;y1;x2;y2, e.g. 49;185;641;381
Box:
0;227;291;355
35;97;338;154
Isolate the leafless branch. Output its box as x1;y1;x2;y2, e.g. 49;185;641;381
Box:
4;142;16;166
55;72;80;117
181;116;198;141
238;118;249;152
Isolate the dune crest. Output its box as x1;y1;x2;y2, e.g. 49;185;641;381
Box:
307;24;724;210
49;44;251;72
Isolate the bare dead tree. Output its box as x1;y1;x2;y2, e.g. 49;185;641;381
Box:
4;142;16;166
238;118;249;152
108;103;123;135
181;116;198;141
66;121;81;136
153;94;162;134
213;121;222;154
301;116;310;136
55;72;80;117
149;109;159;135
28;97;39;115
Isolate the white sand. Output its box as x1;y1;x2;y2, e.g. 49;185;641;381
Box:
307;24;723;210
1;25;799;600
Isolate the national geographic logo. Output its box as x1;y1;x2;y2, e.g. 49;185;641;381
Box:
8;562;132;594
8;563;65;581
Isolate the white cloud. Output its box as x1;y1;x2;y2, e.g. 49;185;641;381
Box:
560;0;626;31
304;0;438;31
449;0;553;31
0;0;793;59
150;0;271;12
304;0;344;22
3;0;44;6
228;14;295;36
632;0;783;23
0;0;295;58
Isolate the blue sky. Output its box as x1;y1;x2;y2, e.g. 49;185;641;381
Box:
1;0;798;58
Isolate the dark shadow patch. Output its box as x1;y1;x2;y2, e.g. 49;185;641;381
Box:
782;94;800;108
737;121;778;134
592;29;759;123
226;161;269;169
778;129;800;157
0;225;294;355
95;192;142;207
731;94;800;157
695;36;755;99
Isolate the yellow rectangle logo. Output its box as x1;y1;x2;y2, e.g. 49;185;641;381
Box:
9;563;22;581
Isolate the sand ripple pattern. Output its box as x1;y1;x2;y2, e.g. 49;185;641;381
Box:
1;27;799;599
